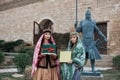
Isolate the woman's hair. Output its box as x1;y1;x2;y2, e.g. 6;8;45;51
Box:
48;37;53;44
39;34;53;54
41;34;53;46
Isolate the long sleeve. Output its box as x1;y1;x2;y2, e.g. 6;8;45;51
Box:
73;47;85;67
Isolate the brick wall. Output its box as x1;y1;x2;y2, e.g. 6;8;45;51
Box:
0;0;120;55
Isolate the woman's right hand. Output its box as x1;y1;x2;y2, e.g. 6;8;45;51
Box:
51;54;57;60
38;54;46;58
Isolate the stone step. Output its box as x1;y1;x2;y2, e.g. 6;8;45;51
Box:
1;52;18;68
0;65;16;69
85;55;113;67
81;75;103;80
83;67;112;72
81;66;111;80
0;68;18;73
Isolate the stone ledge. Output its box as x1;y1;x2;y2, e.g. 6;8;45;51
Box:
81;74;103;80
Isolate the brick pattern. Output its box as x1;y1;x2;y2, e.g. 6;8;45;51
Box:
0;0;120;55
0;0;44;11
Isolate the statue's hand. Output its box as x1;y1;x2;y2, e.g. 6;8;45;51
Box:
74;21;78;28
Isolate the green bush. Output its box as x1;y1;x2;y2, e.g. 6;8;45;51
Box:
13;54;31;73
13;39;25;53
25;49;34;64
0;52;5;64
0;41;17;52
13;44;34;73
112;55;120;69
15;39;25;46
0;41;19;52
0;39;26;52
25;49;34;58
18;46;34;53
0;40;5;44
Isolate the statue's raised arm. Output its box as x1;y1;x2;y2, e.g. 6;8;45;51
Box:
94;24;107;42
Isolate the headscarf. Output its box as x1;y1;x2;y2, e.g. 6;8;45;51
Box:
67;32;83;51
60;32;85;80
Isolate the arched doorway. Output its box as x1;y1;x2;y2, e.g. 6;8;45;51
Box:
33;19;54;45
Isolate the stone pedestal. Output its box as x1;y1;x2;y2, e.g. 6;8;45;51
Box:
82;72;101;76
81;72;103;80
81;75;103;80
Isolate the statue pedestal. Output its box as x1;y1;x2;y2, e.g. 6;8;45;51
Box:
82;72;101;76
81;72;103;80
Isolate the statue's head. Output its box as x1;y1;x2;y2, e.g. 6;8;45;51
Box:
85;7;91;20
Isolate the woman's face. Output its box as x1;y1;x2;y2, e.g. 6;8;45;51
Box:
44;32;51;40
70;35;77;44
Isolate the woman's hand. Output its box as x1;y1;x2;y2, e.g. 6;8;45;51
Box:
41;54;47;56
38;54;46;58
51;54;56;56
51;54;57;60
68;60;73;64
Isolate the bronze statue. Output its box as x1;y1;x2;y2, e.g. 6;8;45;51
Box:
75;8;107;72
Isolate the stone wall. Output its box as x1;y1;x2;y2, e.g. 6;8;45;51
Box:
0;0;120;55
0;0;43;11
